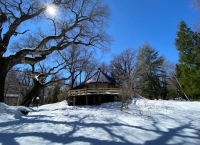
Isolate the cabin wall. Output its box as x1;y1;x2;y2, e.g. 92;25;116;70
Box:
5;97;19;106
68;83;119;106
68;94;117;106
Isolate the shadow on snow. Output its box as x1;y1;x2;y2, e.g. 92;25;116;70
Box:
0;108;199;145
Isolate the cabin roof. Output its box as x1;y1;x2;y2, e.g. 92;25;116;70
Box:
71;68;116;90
86;68;115;84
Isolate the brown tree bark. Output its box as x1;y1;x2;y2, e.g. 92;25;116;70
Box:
0;58;12;102
0;73;6;102
20;79;45;107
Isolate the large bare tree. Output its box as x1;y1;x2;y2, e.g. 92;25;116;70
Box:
58;45;97;89
110;48;139;84
21;45;98;106
0;0;110;102
110;48;139;110
20;59;70;106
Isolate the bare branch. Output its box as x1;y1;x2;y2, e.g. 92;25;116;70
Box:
14;29;29;36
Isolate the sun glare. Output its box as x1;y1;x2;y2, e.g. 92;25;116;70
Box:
46;5;56;16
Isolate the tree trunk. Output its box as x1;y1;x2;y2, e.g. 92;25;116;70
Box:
0;58;10;102
0;72;6;102
71;73;75;89
21;80;45;107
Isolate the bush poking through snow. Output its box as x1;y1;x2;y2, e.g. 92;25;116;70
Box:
14;107;31;119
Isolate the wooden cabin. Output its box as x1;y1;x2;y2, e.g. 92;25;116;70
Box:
5;93;21;106
67;68;120;106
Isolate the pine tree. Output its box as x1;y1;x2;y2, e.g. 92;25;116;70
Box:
137;43;166;99
175;21;200;100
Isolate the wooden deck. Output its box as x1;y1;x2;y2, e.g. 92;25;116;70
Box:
67;88;121;97
67;88;136;106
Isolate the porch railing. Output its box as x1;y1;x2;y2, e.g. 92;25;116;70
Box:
67;88;122;97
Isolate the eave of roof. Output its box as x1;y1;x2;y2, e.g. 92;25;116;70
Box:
86;69;115;84
71;68;116;90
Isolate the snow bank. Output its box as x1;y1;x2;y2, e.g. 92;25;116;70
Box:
0;103;31;119
0;103;15;114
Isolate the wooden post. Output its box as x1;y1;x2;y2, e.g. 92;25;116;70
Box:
67;96;71;106
17;94;20;106
94;96;97;105
93;96;95;105
86;96;88;105
73;96;76;106
98;95;102;105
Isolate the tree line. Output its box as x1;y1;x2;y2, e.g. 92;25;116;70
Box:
1;0;199;107
109;20;200;102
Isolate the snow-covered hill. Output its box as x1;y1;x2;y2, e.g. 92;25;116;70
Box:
0;99;200;145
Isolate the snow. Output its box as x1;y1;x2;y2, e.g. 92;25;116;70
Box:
0;100;200;145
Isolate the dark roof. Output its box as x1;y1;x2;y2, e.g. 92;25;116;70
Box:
71;68;116;90
86;68;116;84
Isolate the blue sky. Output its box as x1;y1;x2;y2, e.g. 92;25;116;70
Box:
103;0;199;63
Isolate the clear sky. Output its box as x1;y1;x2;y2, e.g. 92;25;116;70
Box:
103;0;199;63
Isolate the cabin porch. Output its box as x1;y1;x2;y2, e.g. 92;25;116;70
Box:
67;88;121;106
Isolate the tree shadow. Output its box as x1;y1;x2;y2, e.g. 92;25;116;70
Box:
0;114;135;145
0;108;199;145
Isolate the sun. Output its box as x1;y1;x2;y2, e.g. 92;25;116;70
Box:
46;5;56;16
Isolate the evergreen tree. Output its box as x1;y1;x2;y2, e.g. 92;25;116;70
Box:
137;43;166;99
175;21;200;100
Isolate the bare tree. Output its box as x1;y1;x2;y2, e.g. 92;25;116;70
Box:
164;61;189;100
119;76;136;111
190;0;200;32
6;66;34;94
0;0;110;102
98;62;110;74
21;44;101;106
20;55;72;106
192;0;200;10
110;49;138;81
110;48;139;110
58;44;98;88
5;68;21;96
4;66;34;105
83;58;99;81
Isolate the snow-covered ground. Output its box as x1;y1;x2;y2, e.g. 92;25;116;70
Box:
0;99;200;145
